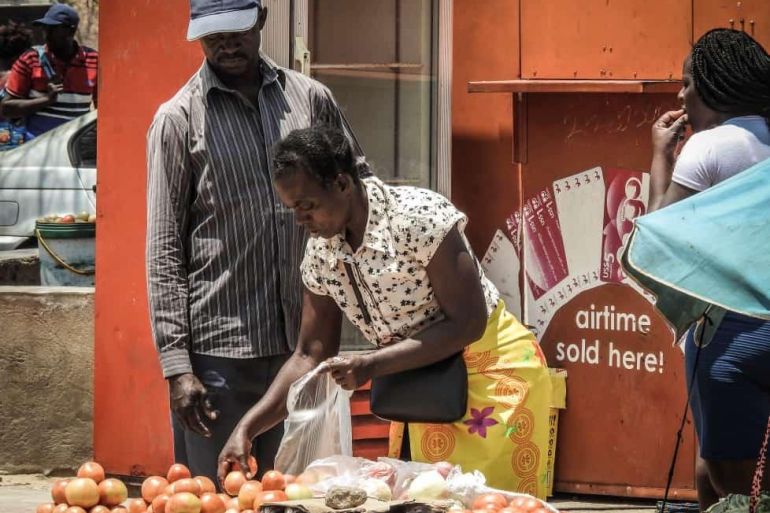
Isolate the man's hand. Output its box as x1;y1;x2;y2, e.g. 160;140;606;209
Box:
217;427;253;486
45;81;64;104
652;109;688;162
319;354;374;391
168;373;218;437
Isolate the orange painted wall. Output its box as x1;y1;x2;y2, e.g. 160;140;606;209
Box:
95;0;199;476
451;0;521;255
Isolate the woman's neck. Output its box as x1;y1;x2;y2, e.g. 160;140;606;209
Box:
344;182;369;252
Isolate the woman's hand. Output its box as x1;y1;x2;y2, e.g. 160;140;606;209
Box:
217;426;254;486
320;354;375;391
652;109;688;161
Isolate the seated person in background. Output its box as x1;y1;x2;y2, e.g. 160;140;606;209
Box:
1;4;97;137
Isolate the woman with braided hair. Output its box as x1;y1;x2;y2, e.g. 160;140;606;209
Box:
648;29;770;509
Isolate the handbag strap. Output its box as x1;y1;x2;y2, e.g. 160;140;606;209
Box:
750;416;770;513
343;261;372;326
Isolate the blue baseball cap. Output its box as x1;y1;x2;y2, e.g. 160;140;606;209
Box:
187;0;262;41
34;4;80;28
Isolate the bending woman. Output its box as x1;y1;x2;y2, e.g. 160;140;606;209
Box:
218;126;552;496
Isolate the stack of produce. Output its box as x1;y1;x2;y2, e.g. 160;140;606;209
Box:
33;458;557;513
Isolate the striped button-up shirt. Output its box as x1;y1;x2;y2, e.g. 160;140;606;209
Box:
146;56;366;378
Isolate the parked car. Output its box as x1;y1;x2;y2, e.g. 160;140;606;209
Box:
0;110;96;250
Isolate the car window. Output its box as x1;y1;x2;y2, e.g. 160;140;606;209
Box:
70;121;97;168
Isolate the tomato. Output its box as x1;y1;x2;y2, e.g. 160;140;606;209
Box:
125;499;148;513
253;490;288;510
522;499;541;512
509;498;528;509
110;508;128;513
166;492;202;513
224;497;239;511
167;464;192;484
142;477;170;503
238;481;263;510
471;494;508;512
223;472;247;497
65;478;100;509
195;477;217;495
172;478;201;496
200;493;226;513
37;504;56;513
500;508;527;513
232;456;258;479
260;471;286;492
77;463;106;484
98;479;128;507
90;507;111;513
151;494;170;513
54;505;70;513
65;508;87;513
52;479;70;504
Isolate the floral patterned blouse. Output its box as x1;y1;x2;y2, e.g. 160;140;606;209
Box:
300;176;500;347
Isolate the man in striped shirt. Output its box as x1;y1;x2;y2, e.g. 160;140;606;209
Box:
1;4;97;137
146;0;368;484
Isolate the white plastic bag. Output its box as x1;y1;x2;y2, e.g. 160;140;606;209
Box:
274;365;353;475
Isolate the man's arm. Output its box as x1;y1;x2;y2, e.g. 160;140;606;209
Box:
147;113;217;437
146;113;194;378
1;53;62;119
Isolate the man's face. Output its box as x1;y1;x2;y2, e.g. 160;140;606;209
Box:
199;8;267;79
46;25;75;52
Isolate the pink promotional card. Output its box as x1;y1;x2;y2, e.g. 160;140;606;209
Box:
600;168;650;283
521;187;569;300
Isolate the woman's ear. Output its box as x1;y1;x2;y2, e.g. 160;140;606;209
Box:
335;173;353;193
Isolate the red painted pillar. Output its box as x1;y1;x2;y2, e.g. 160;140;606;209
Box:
94;0;201;476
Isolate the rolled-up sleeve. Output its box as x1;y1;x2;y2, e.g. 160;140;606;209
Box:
146;113;194;378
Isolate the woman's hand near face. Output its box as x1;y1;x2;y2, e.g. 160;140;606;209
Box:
649;109;697;211
652;109;688;160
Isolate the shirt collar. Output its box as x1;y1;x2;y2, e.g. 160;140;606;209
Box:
44;42;85;66
320;177;395;268
200;52;287;105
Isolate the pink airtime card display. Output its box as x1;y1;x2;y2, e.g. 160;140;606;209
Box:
520;187;569;300
600;168;651;284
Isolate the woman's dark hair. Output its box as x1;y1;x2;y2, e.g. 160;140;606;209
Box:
273;126;365;188
0;21;33;66
690;29;770;121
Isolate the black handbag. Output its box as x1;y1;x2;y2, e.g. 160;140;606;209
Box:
343;262;468;423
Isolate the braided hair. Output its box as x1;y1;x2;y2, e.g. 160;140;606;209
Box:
690;29;770;126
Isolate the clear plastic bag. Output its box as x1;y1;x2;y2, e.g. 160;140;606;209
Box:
273;366;353;476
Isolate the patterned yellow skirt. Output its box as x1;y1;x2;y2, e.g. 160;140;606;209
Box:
388;301;553;498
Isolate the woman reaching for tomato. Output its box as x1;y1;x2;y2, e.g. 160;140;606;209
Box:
217;126;553;497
